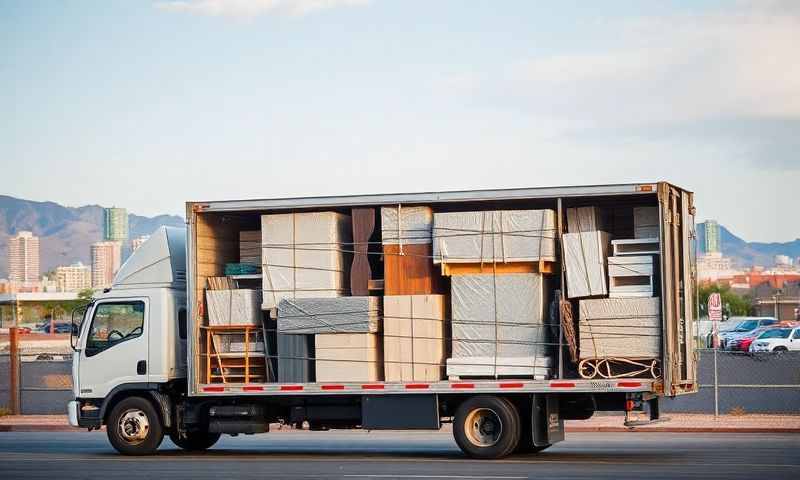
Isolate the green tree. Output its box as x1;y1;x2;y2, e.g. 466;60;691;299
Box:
698;283;754;319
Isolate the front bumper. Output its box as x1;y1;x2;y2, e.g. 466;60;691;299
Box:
67;400;79;427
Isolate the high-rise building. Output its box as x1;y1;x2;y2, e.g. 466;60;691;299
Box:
131;235;150;252
703;220;721;254
104;207;129;243
91;241;122;288
56;262;92;292
8;231;40;283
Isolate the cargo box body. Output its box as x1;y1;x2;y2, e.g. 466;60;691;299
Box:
187;182;697;398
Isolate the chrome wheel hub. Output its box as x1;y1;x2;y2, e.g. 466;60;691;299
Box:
464;408;502;447
118;409;150;444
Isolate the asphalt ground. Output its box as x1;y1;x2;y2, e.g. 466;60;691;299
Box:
0;430;796;480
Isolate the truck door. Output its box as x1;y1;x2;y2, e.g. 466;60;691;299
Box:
659;183;698;395
78;298;149;398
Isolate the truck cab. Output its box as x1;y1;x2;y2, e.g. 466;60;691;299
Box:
69;227;192;453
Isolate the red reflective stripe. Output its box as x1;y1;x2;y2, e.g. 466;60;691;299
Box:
202;386;224;392
550;382;575;388
617;381;642;388
361;384;385;390
280;385;304;391
499;382;524;388
321;385;345;391
242;386;264;392
405;383;429;389
450;383;475;389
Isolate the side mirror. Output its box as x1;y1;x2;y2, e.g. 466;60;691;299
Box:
70;304;89;352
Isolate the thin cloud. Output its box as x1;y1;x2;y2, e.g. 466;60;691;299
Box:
155;0;371;18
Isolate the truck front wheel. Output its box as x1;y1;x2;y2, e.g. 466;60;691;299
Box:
453;396;520;459
107;396;164;455
169;431;221;451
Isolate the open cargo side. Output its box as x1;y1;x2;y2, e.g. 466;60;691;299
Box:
186;182;697;399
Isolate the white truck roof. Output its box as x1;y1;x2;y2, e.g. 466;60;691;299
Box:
112;226;186;290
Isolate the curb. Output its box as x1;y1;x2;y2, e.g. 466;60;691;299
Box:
565;426;800;433
0;425;85;432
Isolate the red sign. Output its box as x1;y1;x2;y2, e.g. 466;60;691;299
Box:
708;292;723;321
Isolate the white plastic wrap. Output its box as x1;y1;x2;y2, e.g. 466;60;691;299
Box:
206;289;262;326
277;296;381;334
448;273;551;377
446;356;552;378
563;231;611;298
578;297;661;359
261;212;351;310
432;210;556;264
381;206;433;245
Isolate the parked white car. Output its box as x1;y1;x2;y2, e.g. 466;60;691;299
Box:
749;326;800;352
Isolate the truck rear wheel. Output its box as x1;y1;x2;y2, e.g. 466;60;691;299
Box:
107;396;164;455
169;431;221;451
453;395;520;459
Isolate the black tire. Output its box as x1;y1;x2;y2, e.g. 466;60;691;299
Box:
453;396;521;459
106;396;164;456
169;431;221;451
773;346;788;352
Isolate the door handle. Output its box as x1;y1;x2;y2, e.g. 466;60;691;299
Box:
137;360;147;375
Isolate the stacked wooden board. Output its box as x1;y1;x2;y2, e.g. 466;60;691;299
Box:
383;295;447;382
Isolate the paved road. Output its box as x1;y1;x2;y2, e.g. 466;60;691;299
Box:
0;430;796;479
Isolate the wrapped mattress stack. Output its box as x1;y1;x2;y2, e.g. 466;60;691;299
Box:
578;297;661;359
432;210;557;264
446;273;552;378
277;297;383;382
261;212;352;310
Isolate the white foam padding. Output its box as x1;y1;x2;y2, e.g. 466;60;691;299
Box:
432;210;556;264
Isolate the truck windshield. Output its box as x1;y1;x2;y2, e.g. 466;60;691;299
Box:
758;329;791;339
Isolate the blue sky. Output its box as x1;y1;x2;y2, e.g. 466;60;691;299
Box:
2;0;798;242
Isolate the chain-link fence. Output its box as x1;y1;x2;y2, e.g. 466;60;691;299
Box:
2;348;797;416
662;349;800;414
0;352;73;415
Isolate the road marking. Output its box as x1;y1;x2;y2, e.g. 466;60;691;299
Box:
343;476;526;479
342;473;528;480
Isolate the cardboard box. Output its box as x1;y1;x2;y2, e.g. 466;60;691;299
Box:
383;295;446;382
315;333;383;382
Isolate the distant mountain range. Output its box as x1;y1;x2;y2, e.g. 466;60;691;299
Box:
0;195;184;278
1;195;796;278
696;223;799;268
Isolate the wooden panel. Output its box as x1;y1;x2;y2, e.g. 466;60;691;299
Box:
383;244;444;296
351;208;375;296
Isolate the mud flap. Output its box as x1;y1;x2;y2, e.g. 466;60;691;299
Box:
533;394;564;447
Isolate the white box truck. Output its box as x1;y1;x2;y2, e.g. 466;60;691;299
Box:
68;182;698;458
